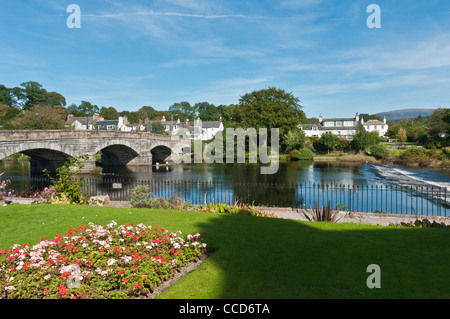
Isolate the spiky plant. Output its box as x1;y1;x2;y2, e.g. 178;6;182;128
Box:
303;201;340;223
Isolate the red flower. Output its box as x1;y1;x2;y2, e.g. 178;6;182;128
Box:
57;286;68;296
123;278;129;284
133;282;142;289
118;269;126;275
61;272;71;278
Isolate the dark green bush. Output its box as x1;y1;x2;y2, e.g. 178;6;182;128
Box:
369;144;389;159
290;148;314;160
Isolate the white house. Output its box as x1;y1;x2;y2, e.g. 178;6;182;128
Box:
298;113;361;140
155;116;224;140
298;113;389;139
66;113;103;130
361;118;389;137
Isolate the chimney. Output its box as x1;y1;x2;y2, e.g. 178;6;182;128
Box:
123;115;129;124
355;112;359;123
383;116;387;124
319;114;322;123
162;116;166;122
360;117;364;124
219;116;222;122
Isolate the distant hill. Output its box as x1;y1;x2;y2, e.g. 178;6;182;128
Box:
375;108;436;121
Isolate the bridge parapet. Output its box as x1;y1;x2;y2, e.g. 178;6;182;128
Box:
0;130;179;141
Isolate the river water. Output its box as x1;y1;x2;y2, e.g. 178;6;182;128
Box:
1;160;450;216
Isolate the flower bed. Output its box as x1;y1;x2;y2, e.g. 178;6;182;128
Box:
0;220;207;299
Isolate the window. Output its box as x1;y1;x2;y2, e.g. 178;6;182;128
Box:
336;121;342;127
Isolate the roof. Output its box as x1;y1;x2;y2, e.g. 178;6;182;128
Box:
321;118;356;122
299;123;358;131
67;117;89;125
363;120;385;125
199;121;222;128
96;120;119;125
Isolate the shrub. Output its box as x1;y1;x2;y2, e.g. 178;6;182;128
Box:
400;148;429;162
198;202;275;218
290;148;314;161
43;155;89;205
130;186;193;210
369;144;389;159
0;177;14;200
0;221;207;299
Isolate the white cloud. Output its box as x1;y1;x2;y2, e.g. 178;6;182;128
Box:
280;0;324;10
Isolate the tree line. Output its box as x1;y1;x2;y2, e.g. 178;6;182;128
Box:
0;81;448;153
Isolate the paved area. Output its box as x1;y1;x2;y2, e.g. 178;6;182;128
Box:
253;206;450;227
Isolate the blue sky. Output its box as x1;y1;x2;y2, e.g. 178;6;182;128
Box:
1;0;449;118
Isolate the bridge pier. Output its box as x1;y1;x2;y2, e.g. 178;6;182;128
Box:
80;155;97;173
126;154;153;166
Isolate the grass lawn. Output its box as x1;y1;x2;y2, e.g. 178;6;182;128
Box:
1;204;449;299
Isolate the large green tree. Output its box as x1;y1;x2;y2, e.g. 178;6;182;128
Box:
169;101;196;121
232;87;307;136
194;102;220;121
100;106;119;120
4;105;66;130
350;129;381;151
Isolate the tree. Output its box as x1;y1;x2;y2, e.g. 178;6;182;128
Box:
19;81;50;110
427;108;448;140
47;92;66;106
118;110;139;124
169;101;196;121
350;130;381;151
232;87;307;137
100;106;119;120
4;105;66;130
0;104;21;125
151;121;166;134
0;85;14;107
396;127;407;145
79;101;99;115
405;120;426;142
194;102;220;121
387;122;403;139
313;132;341;154
218;104;237;127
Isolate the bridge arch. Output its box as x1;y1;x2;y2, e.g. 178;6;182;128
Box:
97;144;140;166
151;145;172;165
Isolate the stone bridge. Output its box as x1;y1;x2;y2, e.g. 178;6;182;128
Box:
0;130;191;173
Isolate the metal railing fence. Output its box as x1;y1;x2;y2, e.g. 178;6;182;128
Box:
2;176;449;217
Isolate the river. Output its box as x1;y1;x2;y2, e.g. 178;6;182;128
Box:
1;160;450;216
